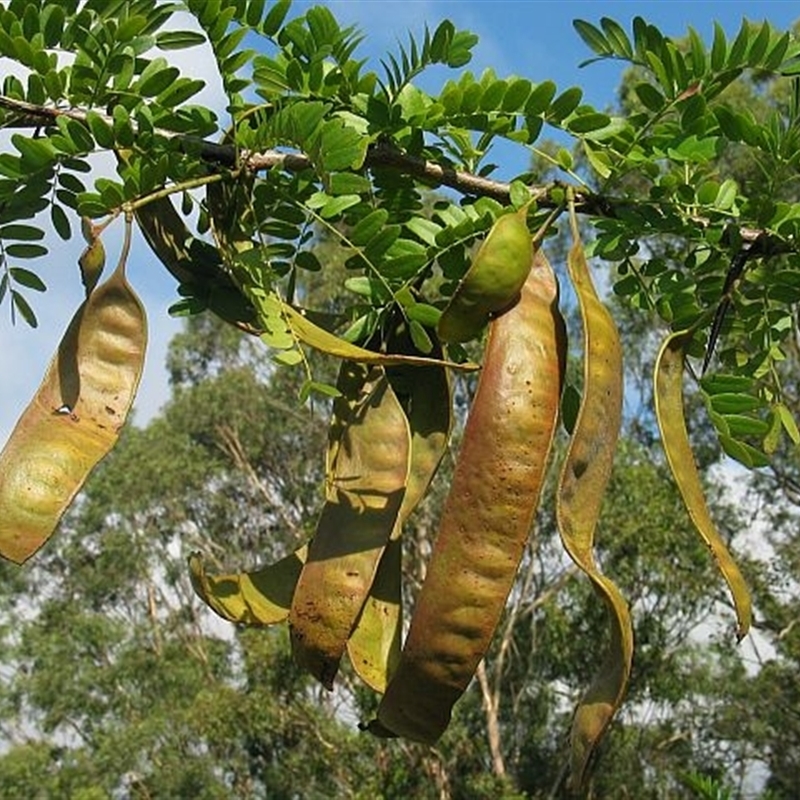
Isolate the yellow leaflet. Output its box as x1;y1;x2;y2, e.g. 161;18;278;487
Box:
188;546;308;625
556;199;633;789
346;353;453;692
289;364;410;690
654;330;752;639
0;222;147;564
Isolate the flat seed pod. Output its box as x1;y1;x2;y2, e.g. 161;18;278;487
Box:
438;205;533;343
289;363;410;689
367;249;565;742
556;202;632;788
188;545;308;625
0;222;147;564
347;352;453;692
654;329;752;639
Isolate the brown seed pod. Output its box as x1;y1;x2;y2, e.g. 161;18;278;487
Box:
367;248;565;742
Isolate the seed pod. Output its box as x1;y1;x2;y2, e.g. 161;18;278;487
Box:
367;248;565;741
289;363;410;689
0;221;147;564
556;203;632;788
437;205;533;343
347;352;452;692
655;329;752;639
189;545;308;625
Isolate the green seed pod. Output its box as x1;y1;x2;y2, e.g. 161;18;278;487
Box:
437;205;533;343
0;221;147;564
367;249;565;742
188;545;308;625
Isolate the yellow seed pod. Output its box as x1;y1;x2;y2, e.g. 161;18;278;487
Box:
655;330;752;639
437;205;533;343
556;197;632;789
0;221;147;564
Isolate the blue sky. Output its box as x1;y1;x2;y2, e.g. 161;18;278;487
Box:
2;1;800;440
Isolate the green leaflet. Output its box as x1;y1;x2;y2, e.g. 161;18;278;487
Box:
368;249;565;742
289;363;411;689
556;199;633;789
654;329;752;639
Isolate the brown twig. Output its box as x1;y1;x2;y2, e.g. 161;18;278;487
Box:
0;94;792;254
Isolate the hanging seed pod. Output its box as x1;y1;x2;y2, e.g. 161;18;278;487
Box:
289;363;411;689
367;249;565;741
655;329;752;639
0;219;147;564
347;348;452;692
556;199;632;789
437;205;533;344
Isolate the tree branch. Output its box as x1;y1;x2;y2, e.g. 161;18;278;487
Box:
0;94;788;254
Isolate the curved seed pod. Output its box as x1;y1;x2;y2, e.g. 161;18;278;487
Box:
188;545;308;625
289;363;410;689
0;221;147;564
655;330;752;639
367;249;565;741
246;285;479;371
556;203;632;788
188;353;450;650
437;205;533;344
347;353;453;692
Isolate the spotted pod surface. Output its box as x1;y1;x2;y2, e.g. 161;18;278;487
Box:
289;363;410;690
347;354;452;693
0;227;147;564
655;330;752;639
437;205;533;344
368;249;565;742
556;205;633;788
